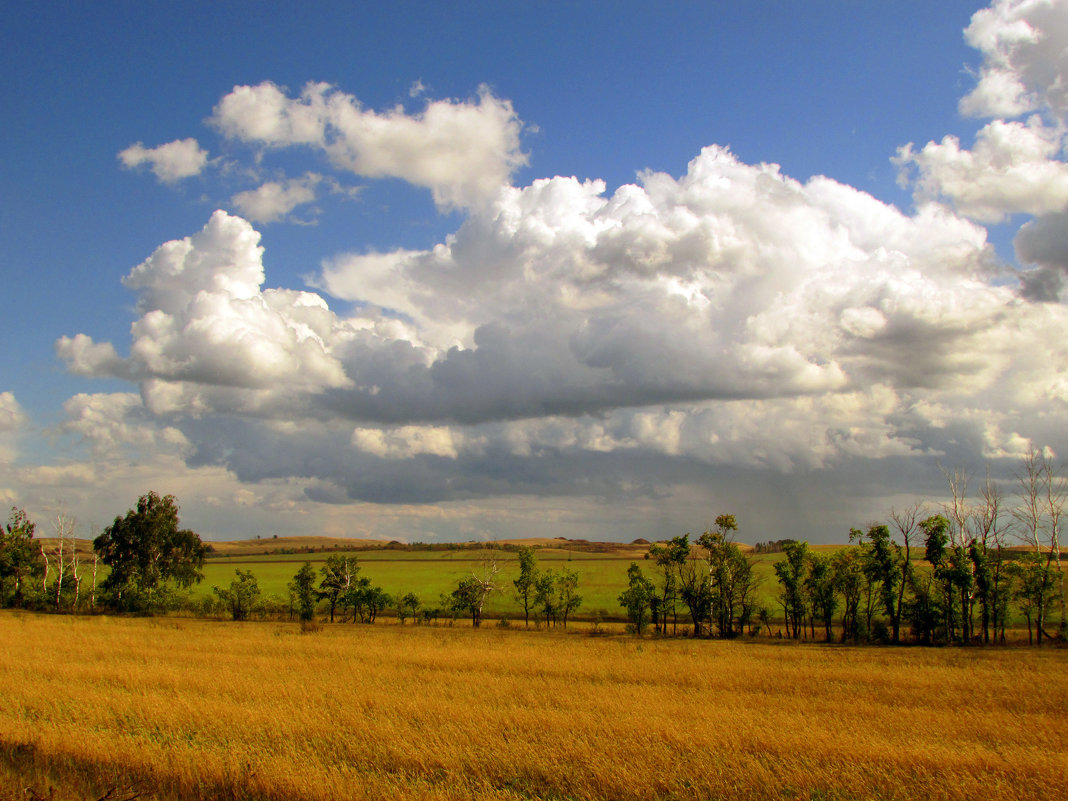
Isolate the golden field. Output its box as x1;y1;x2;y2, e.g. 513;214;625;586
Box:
1;612;1066;801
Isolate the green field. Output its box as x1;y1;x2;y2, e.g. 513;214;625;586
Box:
202;547;646;618
199;544;875;622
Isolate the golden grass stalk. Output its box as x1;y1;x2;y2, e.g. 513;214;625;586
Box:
1;612;1066;800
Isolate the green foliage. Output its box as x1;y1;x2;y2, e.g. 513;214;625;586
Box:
318;554;359;622
774;539;809;639
0;507;44;608
93;492;206;612
396;591;421;624
345;577;392;623
851;524;905;642
618;562;655;635
1007;553;1061;645
290;562;317;621
450;576;485;625
213;569;261;620
697;522;757;638
513;546;539;627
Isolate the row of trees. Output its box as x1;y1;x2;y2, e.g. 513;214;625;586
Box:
616;450;1066;645
0;492;205;614
620;514;763;637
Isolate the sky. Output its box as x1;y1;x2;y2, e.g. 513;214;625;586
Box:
3;0;1068;544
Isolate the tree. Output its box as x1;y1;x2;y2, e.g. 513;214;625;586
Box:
698;516;756;638
513;546;539;627
648;535;689;635
318;555;358;622
450;559;501;627
345;577;392;623
555;567;582;628
618;562;655;635
213;569;261;620
93;492;206;612
533;569;557;627
831;548;864;642
0;508;44;608
851;524;903;643
774;540;809;639
396;591;420;625
290;562;317;622
805;552;838;643
1014;446;1066;643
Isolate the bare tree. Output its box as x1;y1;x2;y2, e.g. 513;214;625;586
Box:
972;471;1010;644
1013;446;1067;643
52;510;79;610
889;501;924;642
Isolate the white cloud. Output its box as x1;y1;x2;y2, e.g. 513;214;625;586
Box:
58;211;353;393
60;137;1068;507
898;2;1068;224
960;0;1068;118
118;138;210;183
211;81;526;209
231;173;321;223
59;393;190;459
0;392;26;433
896;117;1068;222
352;425;459;459
0;392;26;466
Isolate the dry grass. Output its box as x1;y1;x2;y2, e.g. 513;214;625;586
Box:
1;612;1066;801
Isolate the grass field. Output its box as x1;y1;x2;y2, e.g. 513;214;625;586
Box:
202;546;648;619
2;612;1066;801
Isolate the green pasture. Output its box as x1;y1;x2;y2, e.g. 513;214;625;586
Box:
201;547;646;618
199;546;855;620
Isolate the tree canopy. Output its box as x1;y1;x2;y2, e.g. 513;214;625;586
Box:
93;492;206;611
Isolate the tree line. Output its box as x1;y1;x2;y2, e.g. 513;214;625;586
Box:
617;450;1066;646
2;447;1064;645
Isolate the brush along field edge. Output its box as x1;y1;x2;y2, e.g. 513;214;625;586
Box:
1;613;1066;801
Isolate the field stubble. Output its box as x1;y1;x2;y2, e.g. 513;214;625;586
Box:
1;612;1066;800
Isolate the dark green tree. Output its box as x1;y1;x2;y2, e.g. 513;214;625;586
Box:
618;562;655;635
449;560;501;627
534;569;557;626
318;554;359;622
290;561;317;621
397;591;421;625
805;552;838;643
831;548;864;642
698;516;756;638
93;492;206;612
555;566;582;628
648;535;689;635
1;508;44;608
213;569;261;620
513;546;539;627
774;540;809;639
851;524;904;643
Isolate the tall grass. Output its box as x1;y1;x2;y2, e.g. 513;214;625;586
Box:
2;612;1066;800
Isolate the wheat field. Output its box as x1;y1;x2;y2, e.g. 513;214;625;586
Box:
1;612;1066;801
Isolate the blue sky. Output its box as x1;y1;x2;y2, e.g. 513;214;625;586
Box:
3;1;1067;543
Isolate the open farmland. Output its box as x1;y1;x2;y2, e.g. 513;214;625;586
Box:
2;613;1067;801
201;542;651;619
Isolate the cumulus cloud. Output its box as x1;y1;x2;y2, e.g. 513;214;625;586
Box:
210;81;526;209
118;138;210;183
0;393;26;433
60;136;1068;511
58;211;353;393
896;118;1068;222
59;393;190;459
898;1;1068;226
231;173;321;223
52;4;1068;533
959;0;1068;118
